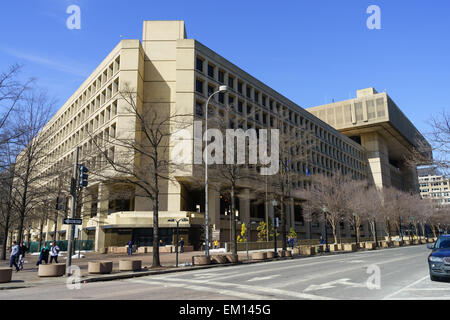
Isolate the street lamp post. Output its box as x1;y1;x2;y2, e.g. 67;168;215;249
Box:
322;207;329;252
205;85;228;257
168;218;188;267
272;200;278;257
246;221;257;260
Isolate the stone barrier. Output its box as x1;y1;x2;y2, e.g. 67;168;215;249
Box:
299;246;315;256
0;268;12;283
137;247;147;254
428;238;435;243
413;239;420;245
225;254;239;263
38;263;66;277
252;252;267;260
329;244;339;252
193;255;211;265
266;251;276;259
420;239;427;244
285;250;292;257
278;250;286;258
365;242;376;250
393;240;403;247
343;243;356;252
337;244;344;250
88;261;113;274
404;240;411;246
211;255;227;264
119;260;142;271
316;245;325;253
358;243;365;249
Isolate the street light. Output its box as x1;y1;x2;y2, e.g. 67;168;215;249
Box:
322;207;329;252
168;218;189;267
205;85;228;257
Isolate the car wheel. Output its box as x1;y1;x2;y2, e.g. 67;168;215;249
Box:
430;275;440;281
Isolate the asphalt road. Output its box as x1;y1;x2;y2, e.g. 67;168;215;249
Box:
1;244;449;300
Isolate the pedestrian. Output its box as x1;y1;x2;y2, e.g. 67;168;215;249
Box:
17;241;28;270
128;240;133;255
180;237;184;253
289;237;295;250
319;235;326;245
9;241;20;272
213;239;218;249
159;239;165;247
36;242;50;266
49;241;60;263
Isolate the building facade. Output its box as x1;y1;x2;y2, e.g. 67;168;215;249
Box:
20;21;428;251
418;168;450;206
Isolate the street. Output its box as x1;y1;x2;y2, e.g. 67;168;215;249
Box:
0;244;448;300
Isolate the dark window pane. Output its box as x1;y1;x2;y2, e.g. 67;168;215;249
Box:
196;58;203;72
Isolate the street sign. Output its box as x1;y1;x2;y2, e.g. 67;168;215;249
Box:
273;217;279;228
63;218;82;225
212;230;220;241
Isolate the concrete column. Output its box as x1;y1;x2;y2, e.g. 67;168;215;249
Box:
95;184;109;252
238;188;250;224
208;187;220;231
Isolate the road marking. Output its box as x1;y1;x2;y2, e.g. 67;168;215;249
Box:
247;275;281;282
143;276;335;300
403;288;450;291
382;275;429;300
128;279;279;300
304;278;366;292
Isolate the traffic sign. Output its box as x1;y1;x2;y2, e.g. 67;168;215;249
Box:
63;218;82;225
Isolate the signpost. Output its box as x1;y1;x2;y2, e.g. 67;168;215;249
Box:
63;218;82;225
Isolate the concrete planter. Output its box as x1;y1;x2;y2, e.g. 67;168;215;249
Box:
404;240;411;246
38;263;66;277
225;254;239;263
285;250;292;257
278;250;286;257
358;243;365;249
337;244;344;250
113;247;127;254
299;246;315;256
193;256;211;265
266;251;276;259
420;239;427;244
88;261;113;274
329;244;339;252
365;242;376;250
99;247;107;254
413;239;420;245
211;255;227;264
137;247;147;254
293;247;300;255
252;252;267;260
119;260;142;271
316;245;325;253
393;240;404;247
428;238;435;243
343;243;356;252
0;268;12;283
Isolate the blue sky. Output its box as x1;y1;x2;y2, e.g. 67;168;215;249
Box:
1;0;449;137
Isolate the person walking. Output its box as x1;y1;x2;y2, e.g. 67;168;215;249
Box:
17;242;28;270
127;240;133;255
49;241;60;263
36;242;50;266
180;237;184;253
9;241;20;272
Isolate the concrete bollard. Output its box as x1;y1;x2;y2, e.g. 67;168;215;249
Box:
404;240;411;246
266;251;276;259
211;255;227;264
365;242;376;250
343;243;356;252
252;252;267;260
38;263;66;277
329;244;339;252
192;256;211;266
393;240;403;247
225;254;239;263
119;260;142;271
88;261;113;274
0;268;12;283
285;250;292;257
299;246;316;256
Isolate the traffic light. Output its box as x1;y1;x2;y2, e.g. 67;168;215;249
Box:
79;164;89;188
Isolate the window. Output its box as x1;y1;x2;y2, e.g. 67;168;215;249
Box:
254;91;259;103
238;100;243;113
208;64;214;78
237;81;243;94
246;86;252;98
196;57;204;72
218;92;224;104
195;100;203;116
228;95;235;108
228;75;234;89
208;85;215;97
218;70;224;83
196;79;204;94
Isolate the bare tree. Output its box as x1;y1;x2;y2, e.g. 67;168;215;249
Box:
9;88;55;244
89;83;190;268
344;179;370;246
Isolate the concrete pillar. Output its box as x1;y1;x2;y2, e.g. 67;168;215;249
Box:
238;189;250;224
208;187;220;231
95;184;109;252
360;132;391;189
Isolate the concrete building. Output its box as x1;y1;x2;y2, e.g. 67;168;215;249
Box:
418;168;450;206
306;88;431;192
21;21;428;251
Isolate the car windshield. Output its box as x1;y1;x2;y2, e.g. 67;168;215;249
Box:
435;238;450;249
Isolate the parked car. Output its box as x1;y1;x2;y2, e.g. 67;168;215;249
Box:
427;235;450;281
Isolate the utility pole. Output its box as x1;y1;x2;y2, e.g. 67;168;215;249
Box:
66;146;79;276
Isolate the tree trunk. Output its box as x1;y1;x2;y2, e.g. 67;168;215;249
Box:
281;199;287;251
331;223;338;244
1;222;9;260
152;195;160;268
